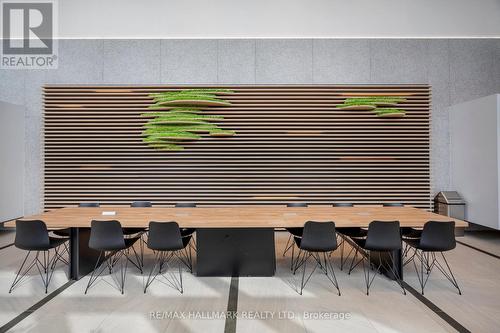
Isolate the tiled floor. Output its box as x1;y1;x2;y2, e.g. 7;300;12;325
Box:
458;230;500;257
0;230;499;332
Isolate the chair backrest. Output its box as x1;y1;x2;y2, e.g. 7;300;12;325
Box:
147;221;184;251
79;202;100;207
130;201;152;207
15;220;50;250
175;202;196;208
88;220;125;250
287;202;308;208
419;221;456;251
333;202;353;207
300;221;337;252
383;202;404;207
365;220;401;251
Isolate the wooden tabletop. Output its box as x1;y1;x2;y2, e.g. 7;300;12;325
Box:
6;206;468;229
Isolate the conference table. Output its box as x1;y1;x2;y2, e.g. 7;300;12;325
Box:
11;205;468;280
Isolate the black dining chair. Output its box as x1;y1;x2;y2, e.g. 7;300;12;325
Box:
291;221;341;296
283;203;308;270
130;201;153;208
350;220;406;295
382;202;404;207
404;221;461;295
85;220;142;294
382;202;422;258
175;202;197;253
10;220;69;294
144;221;192;294
332;203;366;270
79;202;101;208
128;201;152;267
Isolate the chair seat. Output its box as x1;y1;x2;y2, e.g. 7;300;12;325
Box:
149;235;191;252
52;228;71;237
353;237;401;251
294;236;337;252
122;228;146;235
337;227;367;238
286;227;303;237
404;238;452;252
180;228;196;237
124;237;141;249
17;236;69;251
352;237;366;248
92;236;140;251
50;236;69;249
401;227;422;239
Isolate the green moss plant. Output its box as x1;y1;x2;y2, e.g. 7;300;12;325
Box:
336;96;407;118
143;89;235;150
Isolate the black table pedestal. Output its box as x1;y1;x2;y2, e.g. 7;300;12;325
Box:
196;228;276;277
69;228;102;280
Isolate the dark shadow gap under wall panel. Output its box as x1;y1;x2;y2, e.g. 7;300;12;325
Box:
43;85;431;209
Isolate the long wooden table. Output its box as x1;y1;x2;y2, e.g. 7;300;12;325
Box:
8;206;467;279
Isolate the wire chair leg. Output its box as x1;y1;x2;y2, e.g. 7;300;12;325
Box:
85;251;104;294
120;250;129;294
9;251;34;293
437;252;462;295
144;251;161;293
323;252;341;296
283;234;293;256
386;251;406;295
178;255;184;294
299;253;308;295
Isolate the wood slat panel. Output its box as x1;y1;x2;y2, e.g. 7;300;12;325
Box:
43;85;432;209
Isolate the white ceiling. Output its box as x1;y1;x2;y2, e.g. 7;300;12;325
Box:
58;0;500;38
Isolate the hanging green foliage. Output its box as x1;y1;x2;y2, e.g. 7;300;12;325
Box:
142;89;235;151
336;96;407;117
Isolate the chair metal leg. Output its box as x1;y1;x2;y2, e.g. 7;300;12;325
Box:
361;251;370;295
383;252;406;295
144;251;161;293
9;248;64;294
174;247;193;273
292;249;306;274
139;233;145;267
412;249;430;295
283;234;293;256
178;255;184;294
361;251;383;295
297;251;339;296
299;253;309;295
339;235;345;268
362;250;405;296
9;251;36;293
433;252;462;295
348;247;361;275
128;245;143;274
410;249;461;295
144;250;184;294
119;249;130;294
85;251;104;294
322;252;341;296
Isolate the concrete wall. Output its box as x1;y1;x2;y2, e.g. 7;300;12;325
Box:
0;102;25;222
0;38;499;215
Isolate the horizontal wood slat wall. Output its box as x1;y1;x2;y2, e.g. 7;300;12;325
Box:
43;85;431;209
